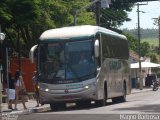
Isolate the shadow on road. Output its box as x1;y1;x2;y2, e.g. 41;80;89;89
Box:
113;104;160;113
45;100;118;112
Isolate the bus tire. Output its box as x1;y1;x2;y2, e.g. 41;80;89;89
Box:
112;97;119;103
95;85;107;106
50;102;66;111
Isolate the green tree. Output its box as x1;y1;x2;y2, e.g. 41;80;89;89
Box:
149;53;159;63
0;0;135;57
123;33;138;51
1;0;41;56
0;0;95;57
124;32;151;57
100;1;134;29
140;42;150;57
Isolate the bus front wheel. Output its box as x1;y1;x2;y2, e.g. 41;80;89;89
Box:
95;87;107;106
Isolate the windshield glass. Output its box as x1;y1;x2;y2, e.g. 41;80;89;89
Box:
39;40;96;84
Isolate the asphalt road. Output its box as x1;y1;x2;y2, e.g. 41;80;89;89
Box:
18;89;160;120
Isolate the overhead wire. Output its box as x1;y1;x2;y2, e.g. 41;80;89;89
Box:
100;9;128;22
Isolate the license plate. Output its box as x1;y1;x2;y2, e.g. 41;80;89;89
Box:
62;96;73;99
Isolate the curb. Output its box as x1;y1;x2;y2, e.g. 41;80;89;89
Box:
2;106;51;115
31;106;51;113
131;88;152;94
9;109;33;115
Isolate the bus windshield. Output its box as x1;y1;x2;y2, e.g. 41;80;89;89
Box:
39;40;96;84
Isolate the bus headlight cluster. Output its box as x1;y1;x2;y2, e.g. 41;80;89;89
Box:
45;88;49;92
84;84;92;89
85;85;89;89
84;82;96;89
93;82;96;86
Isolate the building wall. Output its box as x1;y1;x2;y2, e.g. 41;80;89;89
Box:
10;58;36;92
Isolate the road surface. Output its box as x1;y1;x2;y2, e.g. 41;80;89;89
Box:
12;89;160;120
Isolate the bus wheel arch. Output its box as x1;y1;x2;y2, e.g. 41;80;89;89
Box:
112;80;127;103
120;80;127;102
123;80;127;94
95;81;108;106
104;81;108;100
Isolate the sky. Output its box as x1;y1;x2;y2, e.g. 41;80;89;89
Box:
120;1;160;29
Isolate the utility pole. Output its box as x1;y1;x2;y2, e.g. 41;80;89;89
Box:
137;3;146;90
0;24;2;113
159;17;160;55
18;28;21;71
0;25;6;113
74;0;110;26
74;0;101;26
96;1;101;26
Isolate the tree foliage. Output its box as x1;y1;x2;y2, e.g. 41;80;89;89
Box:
0;0;95;57
124;32;151;57
124;33;137;51
123;28;160;61
123;28;159;39
0;0;134;57
140;42;150;57
100;1;134;29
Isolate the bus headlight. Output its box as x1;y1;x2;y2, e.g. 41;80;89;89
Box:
85;85;89;89
45;88;49;92
84;82;96;89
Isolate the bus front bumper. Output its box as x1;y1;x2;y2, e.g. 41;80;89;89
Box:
39;86;97;104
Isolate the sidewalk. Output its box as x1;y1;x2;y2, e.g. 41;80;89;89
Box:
1;99;50;115
131;87;152;94
1;87;152;115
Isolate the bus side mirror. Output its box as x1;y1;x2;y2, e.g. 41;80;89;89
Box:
94;39;99;58
29;45;38;63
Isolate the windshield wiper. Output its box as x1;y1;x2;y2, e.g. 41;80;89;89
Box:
78;72;96;80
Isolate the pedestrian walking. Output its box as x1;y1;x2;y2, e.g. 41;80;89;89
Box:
14;70;27;110
6;72;16;110
32;71;40;107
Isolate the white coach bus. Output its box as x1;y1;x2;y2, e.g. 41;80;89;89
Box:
30;25;131;110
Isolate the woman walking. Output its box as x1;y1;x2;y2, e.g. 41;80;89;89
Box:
6;72;16;110
14;70;27;110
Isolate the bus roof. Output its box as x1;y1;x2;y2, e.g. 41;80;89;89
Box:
40;25;126;40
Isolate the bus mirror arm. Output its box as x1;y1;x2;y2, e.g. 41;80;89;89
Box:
29;45;38;63
94;39;99;58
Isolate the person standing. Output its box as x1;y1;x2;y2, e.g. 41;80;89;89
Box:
14;71;27;110
79;54;88;64
6;72;16;110
32;71;40;107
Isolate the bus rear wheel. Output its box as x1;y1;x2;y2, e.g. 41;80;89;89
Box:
119;83;127;102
